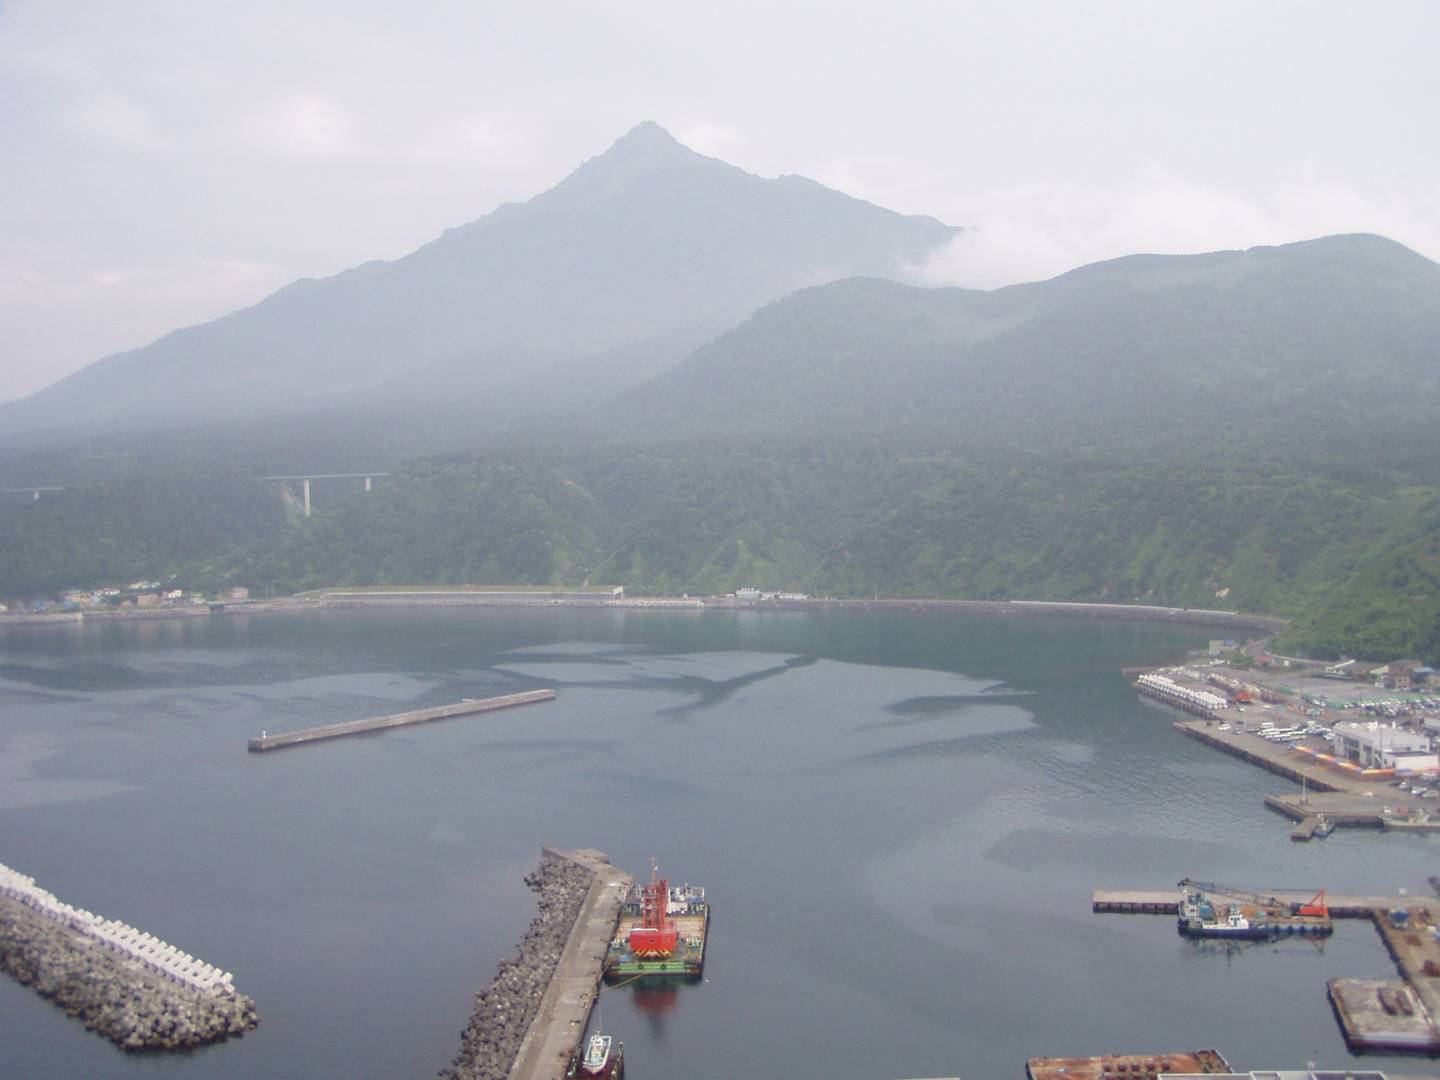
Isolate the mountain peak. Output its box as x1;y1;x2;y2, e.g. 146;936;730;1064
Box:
612;120;686;154
542;122;722;209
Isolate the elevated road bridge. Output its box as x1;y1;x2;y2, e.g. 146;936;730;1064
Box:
257;472;390;516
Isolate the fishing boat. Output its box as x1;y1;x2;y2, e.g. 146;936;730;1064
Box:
566;1032;624;1078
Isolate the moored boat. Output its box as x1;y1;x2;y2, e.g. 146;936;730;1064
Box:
566;1032;624;1078
1177;880;1332;939
603;862;708;980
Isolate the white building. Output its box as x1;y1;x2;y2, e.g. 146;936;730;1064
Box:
1387;751;1439;773
1333;722;1431;768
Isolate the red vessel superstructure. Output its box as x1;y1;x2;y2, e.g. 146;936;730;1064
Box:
627;865;679;957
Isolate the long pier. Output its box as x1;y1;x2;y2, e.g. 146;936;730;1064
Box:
1093;888;1394;918
247;689;556;751
507;849;633;1080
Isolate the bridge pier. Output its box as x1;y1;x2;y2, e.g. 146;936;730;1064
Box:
2;486;63;501
256;473;389;518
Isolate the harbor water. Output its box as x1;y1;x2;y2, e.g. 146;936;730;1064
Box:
0;607;1434;1078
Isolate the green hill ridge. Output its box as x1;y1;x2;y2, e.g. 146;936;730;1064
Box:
3;129;1438;664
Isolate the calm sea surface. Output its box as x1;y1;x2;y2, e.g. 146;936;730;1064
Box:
0;608;1435;1079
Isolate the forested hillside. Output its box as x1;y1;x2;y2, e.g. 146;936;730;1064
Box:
5;234;1440;663
203;431;1438;662
0;473;284;597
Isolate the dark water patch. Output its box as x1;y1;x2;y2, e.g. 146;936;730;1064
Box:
889;690;1030;713
492;650;636;668
655;654;819;719
850;729;1039;765
0;661;155;691
854;692;1034;731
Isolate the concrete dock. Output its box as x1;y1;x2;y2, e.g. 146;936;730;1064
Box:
1330;901;1440;1051
1264;792;1398;827
1169;718;1438;831
1093;888;1389;918
1172;720;1345;791
507;849;633;1080
246;689;555;751
1095;886;1440;1053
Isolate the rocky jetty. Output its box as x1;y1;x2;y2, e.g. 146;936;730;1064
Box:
440;851;596;1080
0;892;257;1050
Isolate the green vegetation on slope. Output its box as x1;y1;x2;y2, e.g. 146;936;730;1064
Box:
5;234;1440;663
1281;519;1440;661
232;457;607;596
0;472;285;598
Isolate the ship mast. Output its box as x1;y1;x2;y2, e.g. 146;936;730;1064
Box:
642;857;670;934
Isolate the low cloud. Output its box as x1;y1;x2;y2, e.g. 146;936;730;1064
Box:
907;168;1440;290
67;95;155;147
237;93;360;158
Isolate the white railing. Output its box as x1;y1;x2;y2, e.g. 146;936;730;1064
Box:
1136;672;1230;711
0;862;233;993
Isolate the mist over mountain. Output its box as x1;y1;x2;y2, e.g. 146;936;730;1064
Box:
1;122;956;438
4;130;1439;664
624;233;1440;445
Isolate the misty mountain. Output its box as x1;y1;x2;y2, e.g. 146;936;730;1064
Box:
8;233;1440;661
219;233;1440;660
624;233;1440;446
2;122;956;437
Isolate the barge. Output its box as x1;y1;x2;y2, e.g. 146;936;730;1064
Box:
603;864;707;980
1178;879;1332;939
1026;1049;1231;1079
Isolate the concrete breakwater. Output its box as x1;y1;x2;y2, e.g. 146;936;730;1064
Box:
248;689;556;751
0;862;255;1050
441;849;631;1080
440;850;597;1080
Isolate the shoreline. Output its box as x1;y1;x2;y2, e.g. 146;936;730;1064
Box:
1;593;1288;634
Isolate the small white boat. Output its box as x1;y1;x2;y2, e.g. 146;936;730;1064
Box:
569;1032;624;1078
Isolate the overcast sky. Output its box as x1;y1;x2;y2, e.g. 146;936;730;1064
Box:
3;1;1438;404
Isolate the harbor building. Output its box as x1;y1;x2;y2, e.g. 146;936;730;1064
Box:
1387;750;1440;773
1332;722;1431;768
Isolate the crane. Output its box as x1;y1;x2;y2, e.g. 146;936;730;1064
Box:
1178;878;1328;917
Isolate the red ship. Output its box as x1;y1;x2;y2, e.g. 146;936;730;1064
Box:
604;860;708;980
627;866;680;958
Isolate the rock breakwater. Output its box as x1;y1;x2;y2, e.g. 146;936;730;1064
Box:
440;851;596;1080
0;890;257;1050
